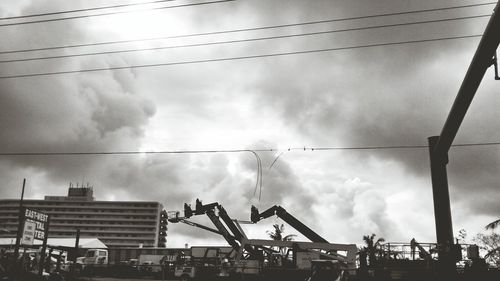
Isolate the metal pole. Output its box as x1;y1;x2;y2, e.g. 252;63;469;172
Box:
428;136;454;272
38;217;50;276
434;1;500;153
427;1;500;277
14;178;26;260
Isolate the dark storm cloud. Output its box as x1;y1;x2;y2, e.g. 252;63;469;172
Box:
0;1;157;198
139;0;499;239
0;66;155;171
1;0;498;245
245;16;499;220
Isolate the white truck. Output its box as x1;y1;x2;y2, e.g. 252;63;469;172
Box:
75;249;108;273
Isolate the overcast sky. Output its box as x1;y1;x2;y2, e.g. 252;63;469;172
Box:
0;0;499;247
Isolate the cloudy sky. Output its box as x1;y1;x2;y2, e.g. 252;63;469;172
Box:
0;0;499;247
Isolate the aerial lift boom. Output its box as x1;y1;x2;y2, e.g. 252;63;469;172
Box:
168;214;230;237
183;199;262;259
180;199;244;251
251;205;329;243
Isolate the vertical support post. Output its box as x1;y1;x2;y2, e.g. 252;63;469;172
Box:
14;178;26;260
74;228;80;262
56;251;62;272
38;217;50;276
428;136;455;275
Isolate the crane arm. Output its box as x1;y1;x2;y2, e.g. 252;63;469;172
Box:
251;205;329;243
205;209;241;250
177;219;226;236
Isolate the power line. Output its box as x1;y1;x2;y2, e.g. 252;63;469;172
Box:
0;149;273;156
0;14;490;64
0;34;482;80
0;0;179;21
0;1;494;54
291;141;500;151
0;142;499;156
0;0;236;27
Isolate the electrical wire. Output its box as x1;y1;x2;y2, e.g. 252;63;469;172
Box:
0;0;180;21
269;152;284;170
248;150;263;201
0;34;482;80
0;0;237;27
291;142;500;151
0;14;490;64
0;142;498;156
0;1;494;54
1;142;497;203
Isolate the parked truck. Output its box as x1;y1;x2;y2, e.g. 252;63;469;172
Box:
75;249;108;275
138;254;164;276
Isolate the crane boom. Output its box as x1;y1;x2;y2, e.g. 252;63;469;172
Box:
250;205;329;243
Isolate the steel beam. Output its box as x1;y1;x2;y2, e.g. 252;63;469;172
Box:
434;2;500;154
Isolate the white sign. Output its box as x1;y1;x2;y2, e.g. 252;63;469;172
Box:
21;221;36;245
23;208;49;241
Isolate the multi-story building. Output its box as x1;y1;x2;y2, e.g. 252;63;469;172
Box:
0;185;167;248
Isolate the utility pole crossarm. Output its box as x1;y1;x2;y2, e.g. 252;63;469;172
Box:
434;1;500;154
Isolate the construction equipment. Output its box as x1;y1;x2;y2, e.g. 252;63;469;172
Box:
307;260;343;281
168;199;263;279
410;238;432;261
168;212;228;237
250;205;356;272
250;205;328;243
169;200;358;280
178;199;261;260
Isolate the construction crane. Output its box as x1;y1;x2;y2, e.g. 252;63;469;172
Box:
250;205;329;243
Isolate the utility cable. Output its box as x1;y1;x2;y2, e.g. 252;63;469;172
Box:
289;141;500;151
0;0;237;27
0;0;180;21
0;1;494;53
0;34;482;80
0;142;499;156
269;152;284;170
248;150;263;201
0;14;490;64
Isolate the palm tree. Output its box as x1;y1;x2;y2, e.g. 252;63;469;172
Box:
267;224;296;241
267;224;296;255
484;220;500;266
361;233;385;266
485;219;500;230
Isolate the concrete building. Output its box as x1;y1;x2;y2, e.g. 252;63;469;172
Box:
0;185;167;248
